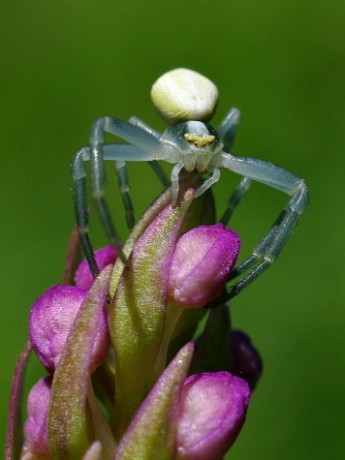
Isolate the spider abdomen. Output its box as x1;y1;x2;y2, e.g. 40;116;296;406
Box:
151;68;218;124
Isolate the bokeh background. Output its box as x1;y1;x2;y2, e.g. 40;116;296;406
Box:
1;1;344;458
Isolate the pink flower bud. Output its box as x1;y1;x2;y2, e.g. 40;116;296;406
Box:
22;376;51;457
176;372;251;460
75;245;117;291
168;224;240;307
29;284;109;372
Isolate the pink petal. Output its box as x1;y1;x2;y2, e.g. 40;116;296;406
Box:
168;224;240;307
29;284;109;372
23;376;52;456
176;372;251;459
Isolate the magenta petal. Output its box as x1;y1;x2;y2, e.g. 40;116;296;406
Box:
22;376;52;456
29;285;86;371
176;372;251;460
168;224;240;307
29;283;109;372
75;245;117;291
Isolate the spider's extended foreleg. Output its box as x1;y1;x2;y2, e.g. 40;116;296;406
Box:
72;142;163;274
219;153;309;299
89;117;162;238
72;148;99;275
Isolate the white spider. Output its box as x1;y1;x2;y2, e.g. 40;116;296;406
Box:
72;68;308;298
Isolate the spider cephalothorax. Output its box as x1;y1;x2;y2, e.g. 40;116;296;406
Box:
160;120;223;174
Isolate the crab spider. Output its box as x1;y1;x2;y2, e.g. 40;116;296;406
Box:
72;68;308;299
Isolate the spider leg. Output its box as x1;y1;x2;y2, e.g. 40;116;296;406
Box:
115;159;135;230
128;116;161;138
170;160;185;205
129;116;170;187
220;176;252;225
195;166;221;197
89;117;161;246
72;148;99;275
72;142;162;275
104;138;170;229
218;153;309;300
217;108;241;151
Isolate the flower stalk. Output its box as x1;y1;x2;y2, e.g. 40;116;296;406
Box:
6;178;259;459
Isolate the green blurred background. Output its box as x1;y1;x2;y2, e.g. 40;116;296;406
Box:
1;1;344;458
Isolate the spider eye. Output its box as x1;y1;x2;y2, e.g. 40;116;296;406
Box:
184;132;216;148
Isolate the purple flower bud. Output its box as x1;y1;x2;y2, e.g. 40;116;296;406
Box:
29;284;109;372
75;245;117;291
176;372;251;460
168;224;240;307
230;330;263;390
22;376;51;457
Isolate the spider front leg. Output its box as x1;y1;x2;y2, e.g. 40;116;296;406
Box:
72;148;99;275
89;118;136;250
90;116;167;232
72;117;161;276
73;116;164;275
72;145;129;275
218;153;309;300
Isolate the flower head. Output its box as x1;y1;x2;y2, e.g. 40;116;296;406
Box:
7;186;257;460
